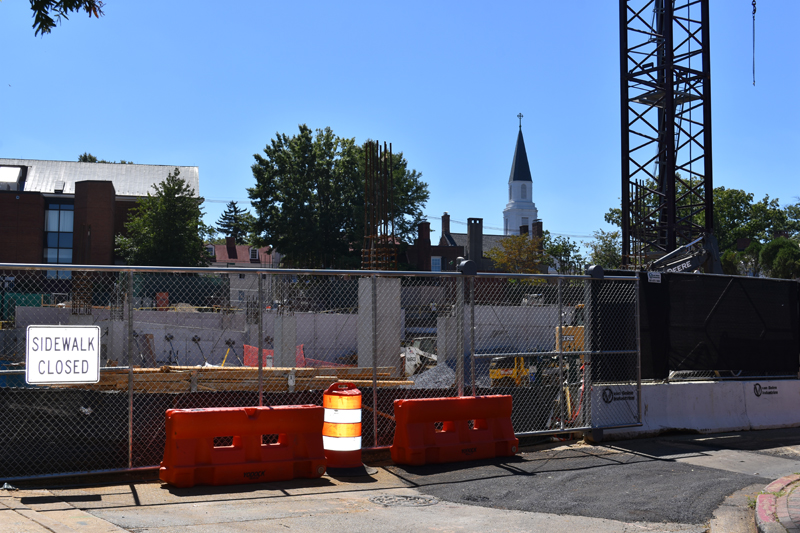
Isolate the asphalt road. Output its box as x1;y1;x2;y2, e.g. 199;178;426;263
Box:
386;438;768;525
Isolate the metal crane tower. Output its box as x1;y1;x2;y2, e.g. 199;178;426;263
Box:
620;0;714;267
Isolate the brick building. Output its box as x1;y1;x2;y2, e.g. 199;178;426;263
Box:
0;159;199;274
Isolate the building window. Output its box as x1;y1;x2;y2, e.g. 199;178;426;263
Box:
250;248;259;260
44;202;74;279
238;273;246;279
206;245;215;256
521;184;527;199
431;256;442;272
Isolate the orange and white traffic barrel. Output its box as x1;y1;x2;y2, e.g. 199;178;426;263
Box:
322;382;364;474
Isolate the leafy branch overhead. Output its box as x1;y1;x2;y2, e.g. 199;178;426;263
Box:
30;0;105;36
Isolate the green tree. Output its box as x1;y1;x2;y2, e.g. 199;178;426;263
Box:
248;125;429;269
720;249;740;276
486;234;546;274
30;0;105;36
759;238;800;279
115;168;210;267
78;152;133;164
216;201;255;245
583;229;621;269
605;186;800;255
543;232;584;274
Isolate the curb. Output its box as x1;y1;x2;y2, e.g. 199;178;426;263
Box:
756;474;800;533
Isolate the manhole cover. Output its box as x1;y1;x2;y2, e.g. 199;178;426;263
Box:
369;494;439;507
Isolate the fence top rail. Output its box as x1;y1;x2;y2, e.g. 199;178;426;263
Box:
0;263;637;281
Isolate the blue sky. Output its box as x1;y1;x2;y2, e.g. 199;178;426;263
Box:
2;1;798;246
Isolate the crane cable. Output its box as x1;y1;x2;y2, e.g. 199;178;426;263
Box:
752;0;757;86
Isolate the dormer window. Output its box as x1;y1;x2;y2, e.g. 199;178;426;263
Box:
206;245;215;257
250;248;259;260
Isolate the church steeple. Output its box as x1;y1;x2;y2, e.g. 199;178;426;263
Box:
509;116;532;183
503;114;538;235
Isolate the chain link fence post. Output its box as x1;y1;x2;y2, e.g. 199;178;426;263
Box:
456;276;465;397
557;277;565;431
258;271;264;407
470;276;475;397
371;274;378;447
636;276;642;424
126;270;134;469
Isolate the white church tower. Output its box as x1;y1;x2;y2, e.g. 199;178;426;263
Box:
503;114;538;235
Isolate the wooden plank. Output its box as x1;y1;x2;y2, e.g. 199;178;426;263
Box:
345;379;414;388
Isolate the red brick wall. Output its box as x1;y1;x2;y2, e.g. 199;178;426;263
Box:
0;191;45;263
73;181;116;265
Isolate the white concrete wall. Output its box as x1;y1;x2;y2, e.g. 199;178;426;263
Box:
597;380;800;441
357;277;403;375
437;304;561;358
14;306;359;367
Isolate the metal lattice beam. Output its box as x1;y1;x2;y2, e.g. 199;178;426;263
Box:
620;0;713;267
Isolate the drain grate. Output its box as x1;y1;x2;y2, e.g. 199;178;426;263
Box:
369;494;439;507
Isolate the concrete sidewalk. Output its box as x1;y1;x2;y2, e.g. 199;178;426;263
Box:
5;429;800;533
0;467;709;533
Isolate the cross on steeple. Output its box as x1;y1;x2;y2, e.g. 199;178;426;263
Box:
517;113;523;129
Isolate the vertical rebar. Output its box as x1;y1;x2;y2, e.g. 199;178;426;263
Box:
470;276;475;397
258;272;264;407
126;270;134;469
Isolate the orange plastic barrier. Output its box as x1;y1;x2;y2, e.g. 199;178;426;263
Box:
390;395;519;466
160;405;326;488
323;383;362;470
243;345;274;367
243;344;352;368
155;292;169;310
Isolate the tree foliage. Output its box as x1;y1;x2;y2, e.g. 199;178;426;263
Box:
115;168;210;267
215;201;255;245
759;238;800;279
30;0;105;36
78;152;133;164
605;186;800;257
713;188;800;252
485;234;546;274
583;229;621;270
248;125;429;269
542;232;584;275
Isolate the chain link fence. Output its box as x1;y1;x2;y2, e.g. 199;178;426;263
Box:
0;264;640;480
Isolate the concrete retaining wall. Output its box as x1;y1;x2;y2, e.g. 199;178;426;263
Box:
598;380;800;441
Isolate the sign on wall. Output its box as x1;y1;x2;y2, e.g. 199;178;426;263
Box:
26;325;101;384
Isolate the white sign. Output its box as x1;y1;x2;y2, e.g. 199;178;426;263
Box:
26;325;101;384
647;272;662;283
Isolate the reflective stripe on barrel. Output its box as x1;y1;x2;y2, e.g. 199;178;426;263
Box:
322;383;362;467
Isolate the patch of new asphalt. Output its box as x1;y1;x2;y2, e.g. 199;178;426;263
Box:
385;435;781;525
